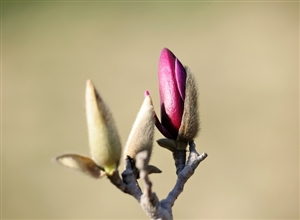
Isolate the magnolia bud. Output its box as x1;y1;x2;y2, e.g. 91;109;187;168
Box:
86;80;122;175
152;48;200;144
124;94;154;164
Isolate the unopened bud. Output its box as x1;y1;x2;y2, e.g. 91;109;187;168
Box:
86;80;122;175
124;94;154;164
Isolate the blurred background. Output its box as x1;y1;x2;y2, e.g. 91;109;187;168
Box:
2;1;299;219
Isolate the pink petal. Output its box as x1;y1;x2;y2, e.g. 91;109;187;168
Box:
144;90;150;97
154;111;173;139
146;90;173;139
158;48;184;138
175;58;186;100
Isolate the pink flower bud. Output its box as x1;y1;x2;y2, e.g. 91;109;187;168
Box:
154;48;199;142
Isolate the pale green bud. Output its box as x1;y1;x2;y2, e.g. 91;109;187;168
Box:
86;80;122;175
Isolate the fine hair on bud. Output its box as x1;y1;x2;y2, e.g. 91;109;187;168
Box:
178;67;200;142
124;95;155;164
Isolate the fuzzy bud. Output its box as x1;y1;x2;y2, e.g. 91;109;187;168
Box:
86;80;122;175
124;93;154;164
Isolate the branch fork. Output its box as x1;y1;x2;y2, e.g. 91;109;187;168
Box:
107;141;207;220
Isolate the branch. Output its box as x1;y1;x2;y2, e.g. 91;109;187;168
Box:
136;151;173;220
161;141;207;208
102;142;207;220
172;149;186;174
107;158;142;201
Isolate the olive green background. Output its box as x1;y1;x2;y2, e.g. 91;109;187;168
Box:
2;1;299;219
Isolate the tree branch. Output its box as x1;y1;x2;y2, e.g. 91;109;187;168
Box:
161;141;207;208
172;149;186;174
107;158;142;201
136;151;172;220
106;142;207;220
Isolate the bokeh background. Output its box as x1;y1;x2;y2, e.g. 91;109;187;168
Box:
2;1;299;219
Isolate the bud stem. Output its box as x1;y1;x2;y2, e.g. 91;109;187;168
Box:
172;150;186;175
